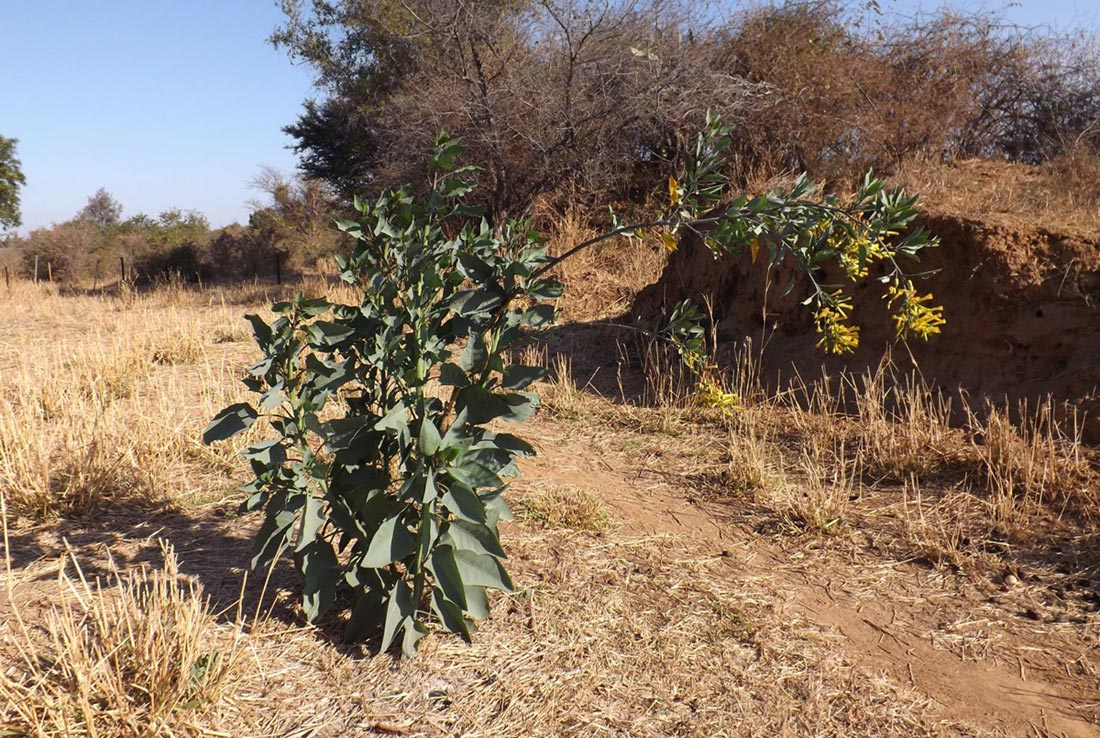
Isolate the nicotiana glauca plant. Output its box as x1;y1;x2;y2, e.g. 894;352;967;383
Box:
205;116;941;656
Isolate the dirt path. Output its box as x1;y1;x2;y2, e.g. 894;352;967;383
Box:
517;417;1100;738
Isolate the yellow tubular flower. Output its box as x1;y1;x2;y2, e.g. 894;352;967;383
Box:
830;221;891;280
814;290;860;354
887;281;945;340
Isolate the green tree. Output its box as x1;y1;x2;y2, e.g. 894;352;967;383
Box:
0;136;27;231
80;188;123;230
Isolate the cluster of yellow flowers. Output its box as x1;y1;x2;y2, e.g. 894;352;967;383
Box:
835;232;890;279
815;290;861;354
886;280;946;339
814;218;891;280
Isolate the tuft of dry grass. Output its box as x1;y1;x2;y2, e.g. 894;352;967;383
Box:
848;364;959;483
968;399;1096;537
539;352;591;420
720;408;787;499
776;439;859;536
517;483;612;534
899;478;984;569
0;541;243;738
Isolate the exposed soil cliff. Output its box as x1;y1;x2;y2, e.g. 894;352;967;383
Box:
633;211;1100;440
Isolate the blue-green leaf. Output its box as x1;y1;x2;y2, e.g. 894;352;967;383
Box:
463;584;490;619
380;580;414;653
428;544;467;609
430;589;471;641
344;586;387;642
445;519;506;558
501;365;547;391
455;549;514;592
251;508;297;570
362;513;417;568
419;418;441;456
441;482;487;524
203;403;257;444
297;539;339;622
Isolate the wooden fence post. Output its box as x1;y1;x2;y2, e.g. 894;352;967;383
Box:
120;256;126;284
275;252;282;285
47;262;53;283
33;254;38;284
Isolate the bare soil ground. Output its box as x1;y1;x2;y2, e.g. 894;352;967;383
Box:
517;412;1100;737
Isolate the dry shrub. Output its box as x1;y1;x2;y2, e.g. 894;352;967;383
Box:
712;5;1100;184
17;220;98;282
0;542;241;738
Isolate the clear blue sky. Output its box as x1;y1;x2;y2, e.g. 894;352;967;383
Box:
2;1;315;232
1;0;1095;233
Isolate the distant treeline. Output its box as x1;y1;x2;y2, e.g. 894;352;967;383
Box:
0;171;347;285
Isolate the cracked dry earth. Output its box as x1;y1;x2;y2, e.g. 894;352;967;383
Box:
516;416;1100;738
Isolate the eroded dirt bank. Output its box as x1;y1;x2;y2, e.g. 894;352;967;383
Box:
633;212;1100;440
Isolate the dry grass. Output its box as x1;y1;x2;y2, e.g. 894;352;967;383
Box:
0;539;243;737
0;280;262;517
774;439;859;536
595;345;1099;559
899;478;984;569
517;483;612;534
721;414;786;499
371;526;980;738
968;399;1096;540
539;352;591;420
540;206;668;323
0;276;1093;736
848;364;959;483
892;156;1100;236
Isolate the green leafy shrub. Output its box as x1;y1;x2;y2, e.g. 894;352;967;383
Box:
206;119;940;656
